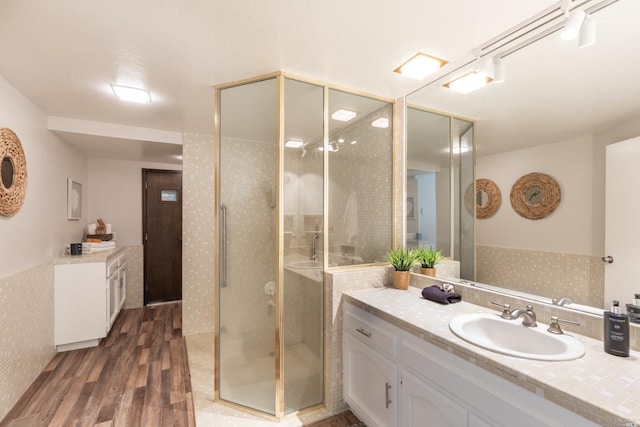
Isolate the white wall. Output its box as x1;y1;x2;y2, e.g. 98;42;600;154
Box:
87;158;182;246
0;75;87;278
476;136;596;255
0;74;88;419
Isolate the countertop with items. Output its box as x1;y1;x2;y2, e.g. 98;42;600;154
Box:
343;285;640;427
54;245;123;265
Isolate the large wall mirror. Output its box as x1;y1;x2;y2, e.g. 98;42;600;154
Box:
406;0;640;313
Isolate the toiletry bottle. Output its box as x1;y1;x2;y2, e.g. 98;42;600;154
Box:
603;300;629;357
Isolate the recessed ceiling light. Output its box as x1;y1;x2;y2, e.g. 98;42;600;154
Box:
394;52;448;80
331;109;357;122
443;71;492;94
285;140;304;148
111;84;152;104
350;140;358;145
371;117;389;128
338;138;345;143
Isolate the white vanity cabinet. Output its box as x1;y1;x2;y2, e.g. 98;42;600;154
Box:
54;249;126;352
343;301;599;427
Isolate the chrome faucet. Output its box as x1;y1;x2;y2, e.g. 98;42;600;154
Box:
552;297;573;307
510;304;537;327
310;233;320;261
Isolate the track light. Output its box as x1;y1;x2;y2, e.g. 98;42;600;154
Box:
579;14;597;47
561;9;586;40
493;58;506;83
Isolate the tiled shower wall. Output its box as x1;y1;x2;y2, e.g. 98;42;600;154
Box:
476;245;604;308
0;263;55;419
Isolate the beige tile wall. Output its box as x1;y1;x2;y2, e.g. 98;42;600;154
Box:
324;266;393;414
477;245;604;308
182;132;216;336
124;245;144;308
0;262;55;420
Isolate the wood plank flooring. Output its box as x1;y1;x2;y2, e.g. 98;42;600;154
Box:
0;303;195;427
305;411;365;427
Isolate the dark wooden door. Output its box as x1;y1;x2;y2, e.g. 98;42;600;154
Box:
143;169;182;304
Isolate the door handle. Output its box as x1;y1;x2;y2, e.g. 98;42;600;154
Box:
602;255;614;264
220;203;228;288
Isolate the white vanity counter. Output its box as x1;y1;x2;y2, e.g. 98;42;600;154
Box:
343;286;640;427
53;246;124;265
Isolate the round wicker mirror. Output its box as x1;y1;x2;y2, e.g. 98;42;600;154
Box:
464;178;501;219
510;172;560;220
0;128;28;217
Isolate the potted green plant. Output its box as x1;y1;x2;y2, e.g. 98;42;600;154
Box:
385;248;418;290
415;246;442;277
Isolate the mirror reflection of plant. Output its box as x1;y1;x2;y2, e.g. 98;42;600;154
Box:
415;246;442;268
385;248;419;271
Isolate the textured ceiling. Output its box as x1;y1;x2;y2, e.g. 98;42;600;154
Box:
1;0;631;162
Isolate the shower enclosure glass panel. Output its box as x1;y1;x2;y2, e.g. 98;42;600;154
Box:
328;90;393;265
282;78;324;413
218;78;278;415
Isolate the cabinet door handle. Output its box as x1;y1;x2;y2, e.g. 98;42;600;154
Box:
356;328;371;338
385;382;392;408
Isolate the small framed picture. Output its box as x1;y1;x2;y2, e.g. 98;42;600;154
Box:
67;179;82;220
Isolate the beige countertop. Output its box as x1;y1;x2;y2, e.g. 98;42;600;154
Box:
343;286;639;427
53;246;124;265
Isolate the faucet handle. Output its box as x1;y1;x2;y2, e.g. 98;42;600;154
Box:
491;301;513;319
547;315;580;335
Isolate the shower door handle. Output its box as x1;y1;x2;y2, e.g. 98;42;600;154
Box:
220;203;228;288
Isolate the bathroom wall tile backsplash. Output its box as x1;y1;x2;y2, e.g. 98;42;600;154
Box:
476;245;604;308
0;262;55;420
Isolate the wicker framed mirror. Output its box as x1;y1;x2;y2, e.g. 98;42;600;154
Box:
0;128;27;217
464;178;501;219
510;172;560;220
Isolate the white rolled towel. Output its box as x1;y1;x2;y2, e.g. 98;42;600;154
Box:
87;223;97;234
106;224;112;234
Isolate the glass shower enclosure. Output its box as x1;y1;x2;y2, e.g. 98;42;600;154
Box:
215;75;325;417
215;73;394;419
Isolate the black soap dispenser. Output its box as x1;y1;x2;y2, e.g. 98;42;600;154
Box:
603;300;630;357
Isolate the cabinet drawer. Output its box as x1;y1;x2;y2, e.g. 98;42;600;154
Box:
344;305;398;358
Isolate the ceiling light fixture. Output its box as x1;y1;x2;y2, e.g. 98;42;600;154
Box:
394;52;448;80
285;139;304;149
371;117;389;128
111;84;151;104
561;9;586;40
493;58;506;83
444;71;493;94
331;109;357;122
350;140;358;145
578;14;597;47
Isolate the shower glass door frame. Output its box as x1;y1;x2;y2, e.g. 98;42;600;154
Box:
214;73;328;420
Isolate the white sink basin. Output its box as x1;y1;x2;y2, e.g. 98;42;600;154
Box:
449;313;585;361
286;260;323;269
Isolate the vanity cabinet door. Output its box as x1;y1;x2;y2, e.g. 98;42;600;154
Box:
468;413;494;427
401;369;467;427
344;333;398;427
